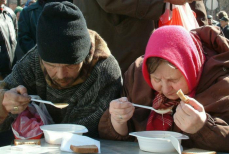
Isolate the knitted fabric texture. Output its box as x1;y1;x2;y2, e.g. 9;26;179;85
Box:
0;48;122;137
37;1;91;64
146;93;176;131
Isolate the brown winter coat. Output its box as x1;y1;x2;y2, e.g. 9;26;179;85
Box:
73;0;207;73
99;26;229;152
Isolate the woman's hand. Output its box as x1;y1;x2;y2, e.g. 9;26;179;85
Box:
174;97;207;134
2;85;31;114
164;0;201;5
109;97;135;136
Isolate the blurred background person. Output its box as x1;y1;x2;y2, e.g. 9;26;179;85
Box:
0;0;17;80
73;0;208;74
18;0;43;55
14;6;23;21
18;0;72;55
20;3;26;8
24;0;36;8
13;6;23;65
207;15;218;26
216;10;228;29
220;16;229;40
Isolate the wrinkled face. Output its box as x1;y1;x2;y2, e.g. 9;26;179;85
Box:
0;0;6;5
42;60;83;88
150;62;189;100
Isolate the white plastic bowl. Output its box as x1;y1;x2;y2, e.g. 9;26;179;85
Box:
40;124;88;144
129;131;189;153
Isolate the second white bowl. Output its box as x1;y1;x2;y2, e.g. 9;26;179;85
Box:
40;124;88;144
129;131;189;153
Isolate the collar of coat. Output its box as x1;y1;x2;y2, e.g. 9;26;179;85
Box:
40;29;111;89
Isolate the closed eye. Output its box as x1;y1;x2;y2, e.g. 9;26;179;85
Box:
154;77;161;83
168;79;179;83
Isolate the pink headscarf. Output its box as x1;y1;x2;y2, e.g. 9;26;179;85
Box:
142;26;205;96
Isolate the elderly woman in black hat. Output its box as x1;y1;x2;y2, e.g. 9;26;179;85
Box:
0;1;121;138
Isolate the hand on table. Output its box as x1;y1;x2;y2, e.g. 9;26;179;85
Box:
174;97;207;134
2;85;31;114
164;0;201;5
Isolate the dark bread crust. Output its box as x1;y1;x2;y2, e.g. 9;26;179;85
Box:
70;145;98;153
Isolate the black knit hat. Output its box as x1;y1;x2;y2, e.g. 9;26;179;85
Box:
37;1;91;64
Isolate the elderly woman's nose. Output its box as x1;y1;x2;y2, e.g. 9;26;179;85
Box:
161;81;171;94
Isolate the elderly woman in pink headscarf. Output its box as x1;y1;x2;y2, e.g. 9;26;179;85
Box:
99;25;229;152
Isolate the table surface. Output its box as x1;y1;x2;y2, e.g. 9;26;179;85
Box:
0;138;228;154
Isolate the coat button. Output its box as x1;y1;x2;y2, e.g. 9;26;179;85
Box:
223;67;227;72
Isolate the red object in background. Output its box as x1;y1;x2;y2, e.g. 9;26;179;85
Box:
159;3;199;31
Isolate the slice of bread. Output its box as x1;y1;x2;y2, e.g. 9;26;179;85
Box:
182;148;216;154
177;89;189;103
70;145;98;153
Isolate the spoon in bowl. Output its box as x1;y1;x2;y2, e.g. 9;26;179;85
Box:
31;98;69;109
132;103;172;114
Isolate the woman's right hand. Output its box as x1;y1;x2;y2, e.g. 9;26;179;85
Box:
109;97;135;136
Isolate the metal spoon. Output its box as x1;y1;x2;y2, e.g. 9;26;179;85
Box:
31;98;69;109
132;103;172;114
